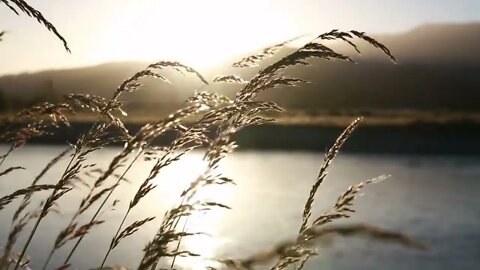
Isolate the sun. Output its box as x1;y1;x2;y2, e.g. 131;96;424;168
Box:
88;0;297;70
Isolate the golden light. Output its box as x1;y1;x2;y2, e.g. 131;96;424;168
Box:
173;184;234;269
145;153;235;269
88;0;297;70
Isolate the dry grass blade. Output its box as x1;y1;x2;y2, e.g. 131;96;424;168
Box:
2;121;50;149
232;35;305;67
259;77;308;92
216;241;313;270
0;184;57;210
2;253;30;270
0;166;25;177
317;29;360;53
0;102;73;153
65;220;104;240
1;0;17;14
148;61;209;84
223;221;428;270
350;30;397;63
65;94;127;116
31;148;71;187
56;220;105;249
316;29;397;63
235;29;397;103
292;175;391;269
41;220;104;270
312;175;390;226
2;0;71;52
186;90;233;108
2;0;70;52
299;117;363;233
14;102;73;125
0;212;30;268
13;136;97;269
111;217;156;250
80;183;118;214
138;225;204;269
213;75;248;84
219;223;426;270
300;224;428;251
54;224;75;249
115;69;169;97
114;60;209;98
235;47;350;102
0;148;69;270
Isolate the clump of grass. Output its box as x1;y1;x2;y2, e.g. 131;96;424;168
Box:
0;2;427;270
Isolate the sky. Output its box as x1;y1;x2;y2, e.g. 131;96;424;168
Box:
0;0;479;75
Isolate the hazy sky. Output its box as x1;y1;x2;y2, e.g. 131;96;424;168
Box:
1;0;479;75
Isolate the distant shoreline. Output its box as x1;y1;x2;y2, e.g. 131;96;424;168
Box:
8;121;480;155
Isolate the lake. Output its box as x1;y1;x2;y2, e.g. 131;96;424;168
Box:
0;145;479;270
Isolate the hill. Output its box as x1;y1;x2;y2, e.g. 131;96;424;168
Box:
0;23;479;115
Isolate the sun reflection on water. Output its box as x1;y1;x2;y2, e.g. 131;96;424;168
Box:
149;153;235;269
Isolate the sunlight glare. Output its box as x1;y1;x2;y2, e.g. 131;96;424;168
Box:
89;0;296;70
148;152;235;269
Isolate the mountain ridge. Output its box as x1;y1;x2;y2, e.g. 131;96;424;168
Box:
0;23;479;113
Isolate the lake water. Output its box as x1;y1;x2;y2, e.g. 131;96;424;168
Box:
0;146;479;270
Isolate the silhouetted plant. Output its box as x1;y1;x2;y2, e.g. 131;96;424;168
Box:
0;2;427;270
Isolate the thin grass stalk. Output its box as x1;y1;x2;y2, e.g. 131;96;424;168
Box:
41;248;56;270
0;214;29;270
0;143;14;169
299;117;363;233
11;147;71;222
140;167;213;268
217;223;425;270
62;149;143;265
99;207;131;268
2;0;70;51
13;152;77;270
88;148;144;268
13;94;123;269
169;215;190;269
0;148;70;269
146;142;231;269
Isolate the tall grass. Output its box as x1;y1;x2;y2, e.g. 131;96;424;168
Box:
0;1;426;269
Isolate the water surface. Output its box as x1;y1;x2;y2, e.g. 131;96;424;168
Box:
0;146;478;270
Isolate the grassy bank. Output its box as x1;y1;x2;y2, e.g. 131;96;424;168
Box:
6;119;479;155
